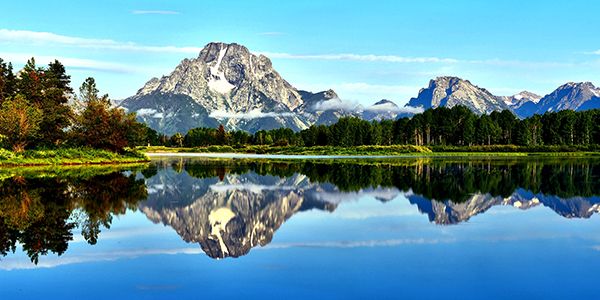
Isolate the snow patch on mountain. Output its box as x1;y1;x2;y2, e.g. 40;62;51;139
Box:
207;48;235;94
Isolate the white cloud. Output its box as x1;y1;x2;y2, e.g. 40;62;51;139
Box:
336;82;420;97
258;32;285;36
0;52;138;73
583;50;600;55
312;99;361;112
209;109;296;120
262;51;576;70
365;102;424;114
0;29;202;54
0;247;204;271
467;58;575;68
262;52;459;64
263;238;455;249
131;10;180;15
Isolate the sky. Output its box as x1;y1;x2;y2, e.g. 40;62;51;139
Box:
1;0;600;106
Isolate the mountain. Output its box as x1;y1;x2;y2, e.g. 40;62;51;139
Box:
405;76;511;115
121;42;324;135
501;91;542;118
534;82;600;115
295;89;360;125
122;42;600;134
362;99;402;121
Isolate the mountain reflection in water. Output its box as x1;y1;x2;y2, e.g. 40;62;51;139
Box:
1;157;600;262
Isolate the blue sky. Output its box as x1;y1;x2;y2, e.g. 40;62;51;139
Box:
1;0;599;106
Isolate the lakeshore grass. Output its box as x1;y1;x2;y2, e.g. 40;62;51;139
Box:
0;148;149;166
140;145;600;157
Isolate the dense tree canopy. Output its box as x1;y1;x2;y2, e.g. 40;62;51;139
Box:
174;105;600;148
0;57;151;153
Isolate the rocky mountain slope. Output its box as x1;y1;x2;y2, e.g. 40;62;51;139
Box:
122;42;326;134
404;77;600;118
405;76;512;115
534;82;600;115
499;91;542;118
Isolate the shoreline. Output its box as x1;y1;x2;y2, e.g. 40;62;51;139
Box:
0;159;150;167
140;145;600;157
0;148;150;167
146;151;600;159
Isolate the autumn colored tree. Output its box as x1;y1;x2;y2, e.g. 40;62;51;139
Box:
0;95;42;152
71;78;146;152
216;124;228;145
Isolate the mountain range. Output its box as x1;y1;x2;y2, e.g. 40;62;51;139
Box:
120;42;600;134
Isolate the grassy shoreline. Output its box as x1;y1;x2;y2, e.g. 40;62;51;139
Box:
0;148;150;166
140;145;600;157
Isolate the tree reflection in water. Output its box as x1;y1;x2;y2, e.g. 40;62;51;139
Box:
1;158;600;262
141;158;600;258
0;167;148;264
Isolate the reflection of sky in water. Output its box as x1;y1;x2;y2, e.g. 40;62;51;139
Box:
2;158;600;299
3;192;600;299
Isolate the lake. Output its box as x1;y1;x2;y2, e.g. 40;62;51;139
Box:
1;156;600;299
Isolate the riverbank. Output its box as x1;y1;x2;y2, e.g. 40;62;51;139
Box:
0;148;150;166
140;145;600;157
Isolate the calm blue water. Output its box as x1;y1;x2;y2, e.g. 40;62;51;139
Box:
1;157;600;299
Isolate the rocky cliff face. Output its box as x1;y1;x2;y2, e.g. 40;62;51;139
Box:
535;82;600;114
122;42;316;134
405;76;511;115
501;91;542;118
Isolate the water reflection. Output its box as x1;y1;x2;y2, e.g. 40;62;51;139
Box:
142;158;600;258
1;157;600;263
0;167;148;263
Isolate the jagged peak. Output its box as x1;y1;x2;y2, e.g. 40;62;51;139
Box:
197;42;254;64
557;81;597;90
513;91;542;101
372;99;398;107
431;76;467;85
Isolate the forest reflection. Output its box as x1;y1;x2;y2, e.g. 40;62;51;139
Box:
0;167;148;264
1;157;600;263
142;157;600;258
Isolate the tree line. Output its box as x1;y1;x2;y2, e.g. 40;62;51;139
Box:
0;58;152;153
164;105;600;148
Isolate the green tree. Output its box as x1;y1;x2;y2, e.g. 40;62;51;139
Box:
37;60;74;146
170;133;184;147
476;115;501;145
0;58;15;102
